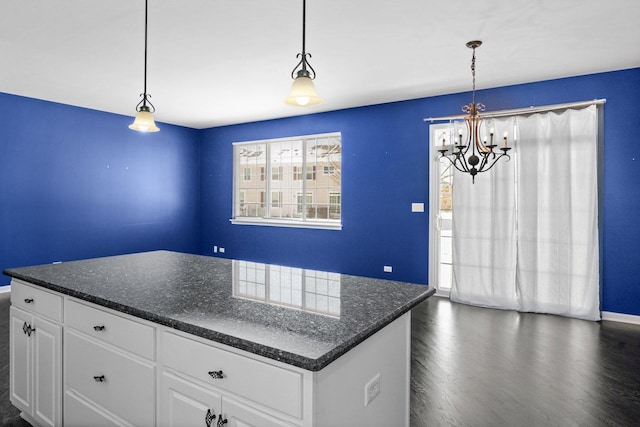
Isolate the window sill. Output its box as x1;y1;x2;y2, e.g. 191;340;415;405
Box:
230;218;342;230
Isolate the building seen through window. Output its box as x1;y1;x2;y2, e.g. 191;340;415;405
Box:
233;133;341;228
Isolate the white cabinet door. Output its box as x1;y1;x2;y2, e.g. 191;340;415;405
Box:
160;372;222;427
33;315;62;427
222;398;294;427
10;306;32;414
9;306;62;427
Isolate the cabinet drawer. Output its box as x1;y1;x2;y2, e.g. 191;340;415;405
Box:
11;280;63;322
65;299;155;360
65;391;131;427
162;332;303;419
65;330;155;426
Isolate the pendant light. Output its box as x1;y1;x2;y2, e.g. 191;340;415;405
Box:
285;0;322;107
129;0;159;132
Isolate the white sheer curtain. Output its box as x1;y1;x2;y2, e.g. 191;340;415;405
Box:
516;106;600;320
450;118;518;310
450;105;600;320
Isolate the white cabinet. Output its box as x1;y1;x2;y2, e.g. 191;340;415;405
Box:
161;372;222;427
161;372;292;427
160;331;303;426
162;331;303;421
9;281;62;427
63;299;157;427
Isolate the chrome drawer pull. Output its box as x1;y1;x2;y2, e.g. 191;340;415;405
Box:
93;375;106;382
93;325;105;331
217;416;228;426
208;370;224;380
205;408;216;427
24;298;34;304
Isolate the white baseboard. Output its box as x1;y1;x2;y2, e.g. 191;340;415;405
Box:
0;285;10;294
602;311;640;326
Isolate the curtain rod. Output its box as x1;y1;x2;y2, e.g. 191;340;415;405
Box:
423;99;606;122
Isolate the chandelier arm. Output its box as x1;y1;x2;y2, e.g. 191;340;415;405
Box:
439;154;470;174
477;152;492;172
453;152;471;173
481;152;512;173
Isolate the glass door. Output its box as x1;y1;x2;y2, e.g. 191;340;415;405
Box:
428;124;454;295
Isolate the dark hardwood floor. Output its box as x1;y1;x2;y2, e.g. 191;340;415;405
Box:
410;296;640;426
2;291;639;426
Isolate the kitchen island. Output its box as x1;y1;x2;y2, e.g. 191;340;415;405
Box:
5;250;434;427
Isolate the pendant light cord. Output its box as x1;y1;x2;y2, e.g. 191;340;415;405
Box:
301;0;306;56
144;0;148;96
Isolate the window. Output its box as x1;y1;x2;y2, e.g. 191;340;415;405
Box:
297;193;313;214
233;133;342;229
272;166;283;181
306;166;316;180
271;191;282;208
329;192;341;218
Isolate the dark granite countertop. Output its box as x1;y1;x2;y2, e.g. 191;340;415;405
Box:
3;250;434;371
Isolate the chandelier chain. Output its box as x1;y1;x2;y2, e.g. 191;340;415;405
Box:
471;46;476;107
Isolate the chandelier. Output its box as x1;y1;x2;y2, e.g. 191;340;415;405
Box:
285;0;322;107
129;0;159;132
437;41;511;182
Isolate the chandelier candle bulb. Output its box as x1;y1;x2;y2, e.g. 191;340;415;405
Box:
503;132;508;147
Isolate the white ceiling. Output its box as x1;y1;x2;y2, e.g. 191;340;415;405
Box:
1;0;639;129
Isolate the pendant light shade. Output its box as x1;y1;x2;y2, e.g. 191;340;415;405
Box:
285;72;322;106
129;106;159;132
129;0;159;132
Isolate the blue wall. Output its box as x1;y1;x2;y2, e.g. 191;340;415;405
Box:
199;68;640;317
1;68;638;317
0;93;201;283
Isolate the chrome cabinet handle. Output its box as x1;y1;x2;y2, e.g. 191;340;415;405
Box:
205;409;216;427
93;375;106;382
217;416;228;426
24;298;34;304
208;370;224;379
93;325;105;331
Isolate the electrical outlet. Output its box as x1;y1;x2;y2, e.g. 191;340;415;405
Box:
411;202;425;212
219;247;225;253
384;266;392;273
213;246;218;253
364;374;381;407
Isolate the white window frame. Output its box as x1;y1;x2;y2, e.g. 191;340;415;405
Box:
232;132;342;230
